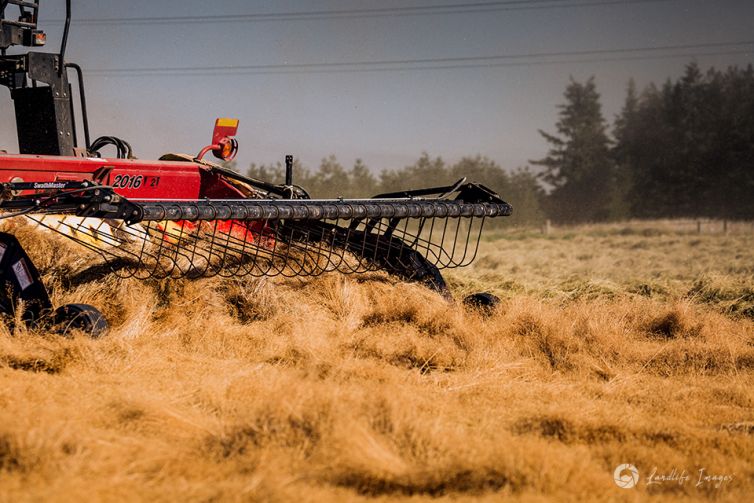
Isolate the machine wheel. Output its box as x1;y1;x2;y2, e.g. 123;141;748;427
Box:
463;292;500;313
53;303;108;338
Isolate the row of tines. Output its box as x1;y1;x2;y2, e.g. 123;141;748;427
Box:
34;215;485;279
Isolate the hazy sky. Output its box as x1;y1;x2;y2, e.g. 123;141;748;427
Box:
1;0;752;173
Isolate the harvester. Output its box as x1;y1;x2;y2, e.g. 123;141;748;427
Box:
0;1;511;336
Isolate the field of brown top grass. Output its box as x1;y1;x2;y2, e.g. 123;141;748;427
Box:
0;219;752;502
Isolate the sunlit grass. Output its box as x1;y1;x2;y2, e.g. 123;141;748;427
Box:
0;219;752;501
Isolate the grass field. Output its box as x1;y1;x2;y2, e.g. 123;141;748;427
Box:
0;219;752;502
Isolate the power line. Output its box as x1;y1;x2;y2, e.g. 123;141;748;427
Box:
82;41;754;77
84;50;754;78
47;0;673;25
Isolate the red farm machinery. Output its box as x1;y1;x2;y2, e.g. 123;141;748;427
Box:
0;0;511;336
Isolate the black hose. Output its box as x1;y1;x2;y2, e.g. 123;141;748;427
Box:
65;63;91;150
89;136;135;159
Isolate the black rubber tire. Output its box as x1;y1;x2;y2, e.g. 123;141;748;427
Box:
463;292;500;313
53;303;108;338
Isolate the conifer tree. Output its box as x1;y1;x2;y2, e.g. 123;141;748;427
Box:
533;77;614;222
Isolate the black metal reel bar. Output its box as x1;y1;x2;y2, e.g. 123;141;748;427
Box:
0;180;512;220
131;198;511;223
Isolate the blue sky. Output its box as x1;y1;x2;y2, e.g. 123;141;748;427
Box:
1;0;752;173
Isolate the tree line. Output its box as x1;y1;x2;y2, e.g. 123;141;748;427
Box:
234;61;753;225
536;62;754;222
243;154;545;225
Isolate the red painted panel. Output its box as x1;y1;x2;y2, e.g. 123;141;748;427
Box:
0;153;206;199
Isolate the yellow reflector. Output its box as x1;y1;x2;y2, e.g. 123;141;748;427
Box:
216;118;239;128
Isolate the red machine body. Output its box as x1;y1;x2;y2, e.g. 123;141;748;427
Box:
0;153;261;245
0;153;246;200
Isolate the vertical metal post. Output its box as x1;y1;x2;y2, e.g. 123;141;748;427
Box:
285;155;293;186
59;0;72;76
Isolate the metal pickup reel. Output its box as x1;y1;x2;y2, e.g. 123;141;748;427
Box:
9;180;510;296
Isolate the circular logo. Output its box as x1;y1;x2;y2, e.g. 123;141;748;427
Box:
614;464;639;489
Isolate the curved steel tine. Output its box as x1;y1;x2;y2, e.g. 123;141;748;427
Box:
348;219;372;274
446;217;468;268
452;216;485;268
395;217;411;264
365;220;382;270
465;217;486;266
257;223;283;277
360;224;383;273
202;220;222;277
149;223;170;279
281;225;312;277
311;224;333;274
225;221;253;277
223;220;260;278
281;227;305;277
145;222;176;279
222;220;249;277
237;221;259;276
405;219;445;266
217;221;242;278
265;220;286;277
257;219;280;277
293;223;324;276
341;218;365;273
456;216;476;267
269;220;291;277
283;225;319;277
237;222;260;277
208;221;250;276
114;220;163;279
448;217;465;267
430;217;460;268
154;221;200;278
249;219;274;277
270;221;293;277
326;219;348;272
198;220;230;277
436;217;451;267
172;220;198;277
311;223;338;275
178;220;210;278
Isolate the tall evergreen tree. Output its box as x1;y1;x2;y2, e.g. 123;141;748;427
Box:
533;77;614;222
611;79;639;219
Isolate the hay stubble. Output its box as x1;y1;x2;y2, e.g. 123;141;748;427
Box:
0;220;752;501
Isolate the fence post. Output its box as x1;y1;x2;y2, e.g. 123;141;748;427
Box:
696;220;701;234
723;220;728;235
544;219;551;236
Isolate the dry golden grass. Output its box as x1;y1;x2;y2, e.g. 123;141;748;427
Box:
0;219;752;502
